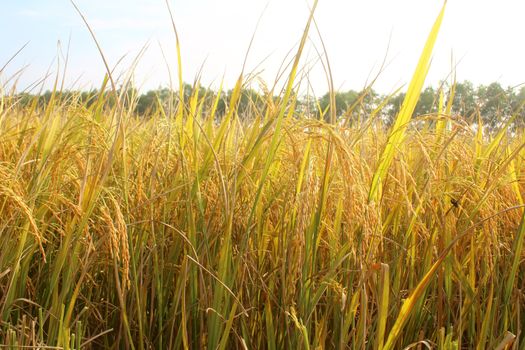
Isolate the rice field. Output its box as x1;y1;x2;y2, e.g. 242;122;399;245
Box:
1;1;524;349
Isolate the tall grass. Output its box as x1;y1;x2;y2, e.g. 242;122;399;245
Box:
1;1;525;349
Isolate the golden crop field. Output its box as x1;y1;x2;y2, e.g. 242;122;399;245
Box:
1;1;524;349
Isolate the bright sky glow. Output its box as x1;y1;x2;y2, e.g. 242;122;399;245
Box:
1;0;525;95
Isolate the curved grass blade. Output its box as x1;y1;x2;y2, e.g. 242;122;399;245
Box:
369;1;447;203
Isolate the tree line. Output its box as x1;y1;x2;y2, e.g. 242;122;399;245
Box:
315;81;525;129
12;80;525;130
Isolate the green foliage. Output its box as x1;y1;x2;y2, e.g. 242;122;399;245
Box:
318;89;359;120
12;79;525;130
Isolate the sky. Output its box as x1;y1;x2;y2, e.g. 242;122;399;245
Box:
1;0;525;96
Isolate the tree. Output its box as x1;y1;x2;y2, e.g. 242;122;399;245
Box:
414;86;437;116
451;81;476;119
318;90;359;122
510;86;525;127
477;82;509;127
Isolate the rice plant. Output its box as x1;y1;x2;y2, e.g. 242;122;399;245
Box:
1;1;524;349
